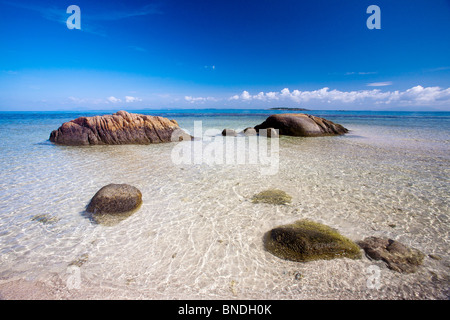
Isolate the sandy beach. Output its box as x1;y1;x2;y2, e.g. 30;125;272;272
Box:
0;111;448;300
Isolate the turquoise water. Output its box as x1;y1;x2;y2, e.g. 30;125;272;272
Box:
1;109;448;144
0;109;449;299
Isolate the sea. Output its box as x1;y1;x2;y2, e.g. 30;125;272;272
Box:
0;109;448;299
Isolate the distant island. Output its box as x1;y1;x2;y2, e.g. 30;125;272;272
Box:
269;107;310;111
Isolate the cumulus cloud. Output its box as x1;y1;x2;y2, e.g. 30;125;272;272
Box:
229;90;278;101
68;96;106;105
400;85;450;103
107;96;121;103
241;91;251;100
68;96;84;103
228;86;450;106
185;96;218;103
125;96;142;103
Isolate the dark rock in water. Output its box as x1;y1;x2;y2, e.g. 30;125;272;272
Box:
357;237;425;273
87;183;142;214
222;129;238;136
264;219;361;262
243;127;257;136
31;214;59;225
429;254;442;261
86;184;142;226
254;113;348;137
49;110;183;145
69;253;89;267
170;128;193;142
252;189;292;205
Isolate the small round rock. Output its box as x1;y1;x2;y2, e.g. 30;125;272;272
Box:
222;129;238;136
86;184;142;214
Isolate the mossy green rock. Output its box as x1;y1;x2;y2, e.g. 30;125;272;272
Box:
264;219;361;262
252;189;292;205
86;184;142;226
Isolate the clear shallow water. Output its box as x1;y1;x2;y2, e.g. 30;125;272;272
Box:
0;109;449;299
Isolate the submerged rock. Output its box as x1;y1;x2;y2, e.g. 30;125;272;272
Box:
243;127;257;136
259;127;279;138
222;128;238;136
49;110;183;145
264;219;361;262
86;184;142;226
252;189;292;205
429;254;442;261
358;237;425;273
170;128;193;142
68;253;89;267
254;113;348;137
31;214;59;225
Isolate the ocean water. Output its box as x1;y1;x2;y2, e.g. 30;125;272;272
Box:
0;109;449;299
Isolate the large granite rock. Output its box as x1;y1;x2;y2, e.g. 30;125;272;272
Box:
264;219;361;262
358;237;425;273
86;184;142;226
254;113;348;137
49;110;183;145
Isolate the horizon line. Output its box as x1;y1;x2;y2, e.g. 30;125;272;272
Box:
0;107;449;113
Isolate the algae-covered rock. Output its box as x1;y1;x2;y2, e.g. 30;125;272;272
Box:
264;219;361;262
68;253;89;267
358;237;425;273
31;214;59;225
86;184;142;226
252;189;292;205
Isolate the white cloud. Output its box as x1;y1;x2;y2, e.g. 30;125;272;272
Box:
367;81;393;87
107;96;121;103
227;86;450;106
400;85;450;103
125;96;142;103
241;91;251;100
185;96;218;103
2;70;18;75
345;71;378;75
68;97;106;105
68;96;83;103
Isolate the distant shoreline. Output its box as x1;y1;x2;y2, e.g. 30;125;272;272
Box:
269;107;310;111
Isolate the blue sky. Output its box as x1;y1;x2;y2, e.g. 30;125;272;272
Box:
1;0;449;110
